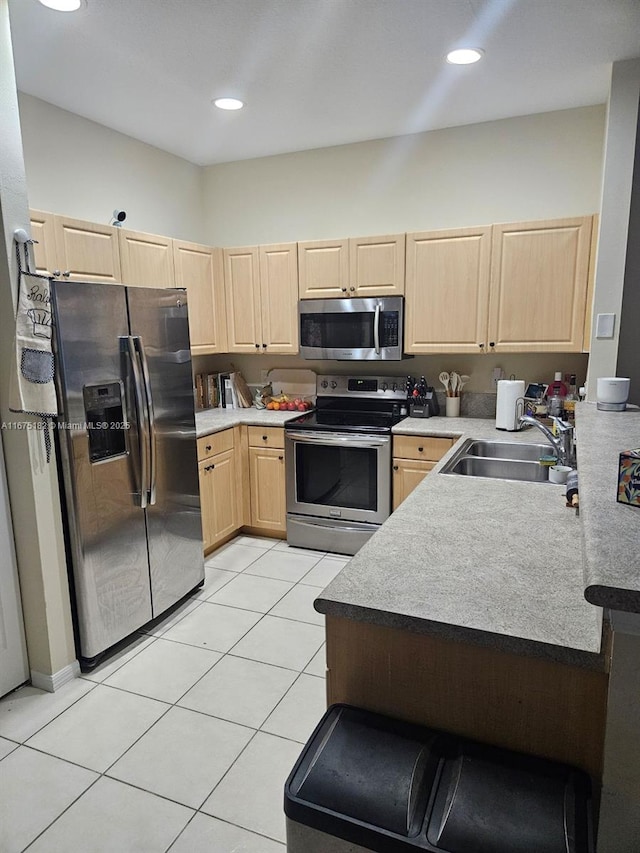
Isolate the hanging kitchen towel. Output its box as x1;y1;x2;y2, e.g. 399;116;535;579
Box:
8;243;58;460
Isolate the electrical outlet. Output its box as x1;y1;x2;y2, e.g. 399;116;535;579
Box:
595;313;615;339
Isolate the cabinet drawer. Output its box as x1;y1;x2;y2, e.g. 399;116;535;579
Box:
197;429;234;461
248;426;285;449
393;435;454;462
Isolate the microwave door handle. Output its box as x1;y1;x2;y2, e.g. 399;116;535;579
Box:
134;336;156;506
124;336;148;509
374;303;381;355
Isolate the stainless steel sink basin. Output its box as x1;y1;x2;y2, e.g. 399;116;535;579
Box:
441;438;557;484
463;440;553;462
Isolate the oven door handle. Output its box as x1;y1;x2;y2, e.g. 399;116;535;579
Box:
286;430;390;448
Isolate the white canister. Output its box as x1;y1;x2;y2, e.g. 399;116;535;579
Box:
495;380;525;430
597;377;630;411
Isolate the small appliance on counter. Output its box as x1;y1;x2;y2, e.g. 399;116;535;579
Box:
597;377;630;411
495;379;525;430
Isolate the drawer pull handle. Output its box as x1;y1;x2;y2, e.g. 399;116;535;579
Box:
205;463;215;471
205;445;212;452
278;455;284;461
262;435;268;441
393;465;398;470
418;446;424;452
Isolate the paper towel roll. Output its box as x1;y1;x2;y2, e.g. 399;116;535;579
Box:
495;380;525;431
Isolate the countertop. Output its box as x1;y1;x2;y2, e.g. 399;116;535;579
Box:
315;416;605;670
195;407;306;437
577;403;640;612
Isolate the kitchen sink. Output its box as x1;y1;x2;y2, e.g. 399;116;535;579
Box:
441;439;557;484
462;440;553;462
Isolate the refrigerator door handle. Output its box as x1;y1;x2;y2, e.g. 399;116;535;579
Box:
125;336;149;509
134;336;157;506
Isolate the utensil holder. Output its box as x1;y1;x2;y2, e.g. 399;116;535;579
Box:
445;396;460;417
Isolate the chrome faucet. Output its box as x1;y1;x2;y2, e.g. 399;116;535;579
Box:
517;415;576;467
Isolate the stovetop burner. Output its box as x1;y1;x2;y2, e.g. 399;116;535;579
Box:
285;374;408;435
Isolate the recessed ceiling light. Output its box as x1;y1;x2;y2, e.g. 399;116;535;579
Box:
37;0;83;10
213;98;244;111
446;48;484;65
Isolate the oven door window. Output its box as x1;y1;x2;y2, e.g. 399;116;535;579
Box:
295;443;378;512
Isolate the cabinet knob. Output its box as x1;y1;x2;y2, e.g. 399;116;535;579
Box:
205;445;212;452
489;342;495;349
349;286;355;292
278;455;284;461
262;343;267;349
62;270;71;278
418;447;424;453
341;287;347;292
255;343;260;349
262;435;268;441
478;343;485;351
393;465;399;471
53;269;61;278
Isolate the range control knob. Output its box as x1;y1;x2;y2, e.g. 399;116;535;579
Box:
381;382;389;391
320;380;328;389
330;380;338;389
392;382;398;391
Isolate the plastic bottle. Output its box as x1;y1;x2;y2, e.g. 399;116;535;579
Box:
547;371;568;398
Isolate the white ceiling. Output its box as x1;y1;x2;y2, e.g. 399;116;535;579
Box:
8;0;640;167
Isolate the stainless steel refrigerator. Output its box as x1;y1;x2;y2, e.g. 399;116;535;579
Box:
51;281;204;668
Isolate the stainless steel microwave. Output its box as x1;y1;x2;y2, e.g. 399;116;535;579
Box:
299;296;405;360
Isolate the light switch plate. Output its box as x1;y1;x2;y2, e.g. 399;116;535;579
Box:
595;313;616;338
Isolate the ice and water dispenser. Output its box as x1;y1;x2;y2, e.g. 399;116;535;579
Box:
82;382;127;462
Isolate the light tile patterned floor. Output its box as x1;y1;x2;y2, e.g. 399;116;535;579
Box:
0;536;349;852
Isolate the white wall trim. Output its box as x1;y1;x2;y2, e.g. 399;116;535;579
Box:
30;660;80;693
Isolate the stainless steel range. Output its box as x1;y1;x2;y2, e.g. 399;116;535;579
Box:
285;374;407;556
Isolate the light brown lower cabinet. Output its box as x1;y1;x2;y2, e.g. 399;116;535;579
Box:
198;425;286;553
392;435;454;509
197;429;240;553
248;427;286;532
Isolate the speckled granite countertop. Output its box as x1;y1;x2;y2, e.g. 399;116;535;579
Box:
316;416;605;670
195;407;306;437
577;403;640;612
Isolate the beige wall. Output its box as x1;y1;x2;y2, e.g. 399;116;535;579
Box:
586;59;640;400
202;106;606;246
18;93;205;244
0;0;75;682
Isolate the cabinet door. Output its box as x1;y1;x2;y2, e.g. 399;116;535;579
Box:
350;234;405;297
119;228;175;288
298;239;349;299
488;217;592;353
392;458;435;510
259;242;299;354
199;448;239;551
249;446;286;532
29;209;58;276
174;241;227;353
405;226;491;354
224;246;262;352
53;215;122;283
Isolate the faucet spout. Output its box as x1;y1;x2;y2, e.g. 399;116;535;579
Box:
517;415;575;468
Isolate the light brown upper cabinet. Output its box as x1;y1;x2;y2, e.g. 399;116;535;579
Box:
53;215;122;283
173;240;228;354
118;228;175;288
29;209;58;276
298;234;405;299
404;226;492;354
224;243;298;354
488;216;593;353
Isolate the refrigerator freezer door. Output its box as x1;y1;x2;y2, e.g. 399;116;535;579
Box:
51;281;153;662
126;287;204;615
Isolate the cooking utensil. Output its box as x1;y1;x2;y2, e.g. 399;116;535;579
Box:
450;372;460;395
438;372;450;394
457;374;470;392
